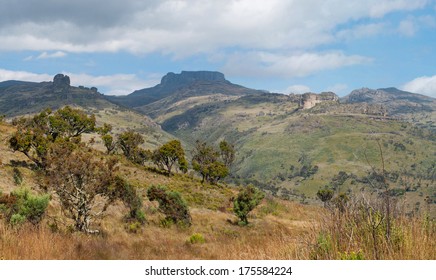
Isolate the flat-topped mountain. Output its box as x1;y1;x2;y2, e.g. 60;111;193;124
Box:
107;70;262;110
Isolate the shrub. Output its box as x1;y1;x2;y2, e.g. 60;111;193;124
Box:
189;233;206;244
233;184;265;225
13;168;23;185
0;188;50;226
11;188;50;225
147;185;191;226
10;213;26;226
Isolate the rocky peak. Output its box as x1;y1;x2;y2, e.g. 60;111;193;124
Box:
52;74;70;93
160;71;227;88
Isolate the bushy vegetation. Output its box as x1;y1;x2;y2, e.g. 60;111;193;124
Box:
0;188;50;226
233;184;265;225
191;140;234;184
147;185;191;226
152;140;188;175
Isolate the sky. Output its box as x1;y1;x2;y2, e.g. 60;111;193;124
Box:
0;0;436;97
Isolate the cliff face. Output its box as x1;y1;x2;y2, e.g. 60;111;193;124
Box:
299;92;339;109
160;71;227;87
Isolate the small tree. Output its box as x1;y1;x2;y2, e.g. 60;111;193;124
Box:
191;140;229;184
233;184;265;225
44;145;118;233
147;185;191;226
99;124;117;154
152;140;188;175
317;186;334;207
219;140;235;168
117;130;149;164
9;107;96;169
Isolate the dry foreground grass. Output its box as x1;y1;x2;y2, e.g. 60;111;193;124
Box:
0;123;435;260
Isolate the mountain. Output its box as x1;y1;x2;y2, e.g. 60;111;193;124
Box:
341;87;436;115
155;91;435;209
0;74;173;149
107;71;262;117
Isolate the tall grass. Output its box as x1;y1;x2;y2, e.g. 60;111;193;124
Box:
305;196;436;260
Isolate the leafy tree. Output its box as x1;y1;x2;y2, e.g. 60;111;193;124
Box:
191;140;230;184
117;130;149;164
98;124;117;154
102;134;117;154
233;184;265;225
147;185;191;226
107;176;144;222
44;145;118;233
317;186;334;207
152;140;188;175
9;106;96;169
219;140;235;168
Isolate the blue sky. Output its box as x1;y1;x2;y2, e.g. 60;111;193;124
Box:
1;0;436;97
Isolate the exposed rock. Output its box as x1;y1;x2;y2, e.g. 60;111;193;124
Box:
52;74;70;93
161;71;227;87
299;92;339;109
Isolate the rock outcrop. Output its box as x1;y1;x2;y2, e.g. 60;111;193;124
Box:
161;71;227;87
52;74;71;93
299;92;339;109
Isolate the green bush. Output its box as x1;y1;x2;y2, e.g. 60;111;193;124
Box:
147;185;192;227
189;233;206;244
10;213;26;226
233;184;265;225
13;168;23;185
9;188;50;225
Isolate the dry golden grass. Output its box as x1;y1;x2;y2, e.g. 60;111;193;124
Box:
0;199;320;260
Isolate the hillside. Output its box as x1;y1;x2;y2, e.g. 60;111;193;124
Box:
0;120;321;259
107;71;262;117
152;92;436;216
0;74;174;150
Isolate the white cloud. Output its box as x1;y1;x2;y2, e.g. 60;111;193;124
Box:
0;0;430;55
36;51;67;59
0;69;52;82
398;19;417;36
222;51;371;78
0;68;159;96
285;85;311;94
402;75;436;98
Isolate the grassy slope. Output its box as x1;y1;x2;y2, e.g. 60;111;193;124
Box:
0;122;319;260
161;98;436;216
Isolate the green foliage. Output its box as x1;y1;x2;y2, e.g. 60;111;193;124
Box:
0;188;50;226
117;130;148;164
147;185;191;226
192;140;230;184
219;140;235;168
152;140;188;175
316;186;334;207
102;134;116;154
9;106;97;169
109;177;144;222
128;221;142;233
13;167;23;185
233;184;265;225
188;233;206;244
339;250;365;260
9;213;26;226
